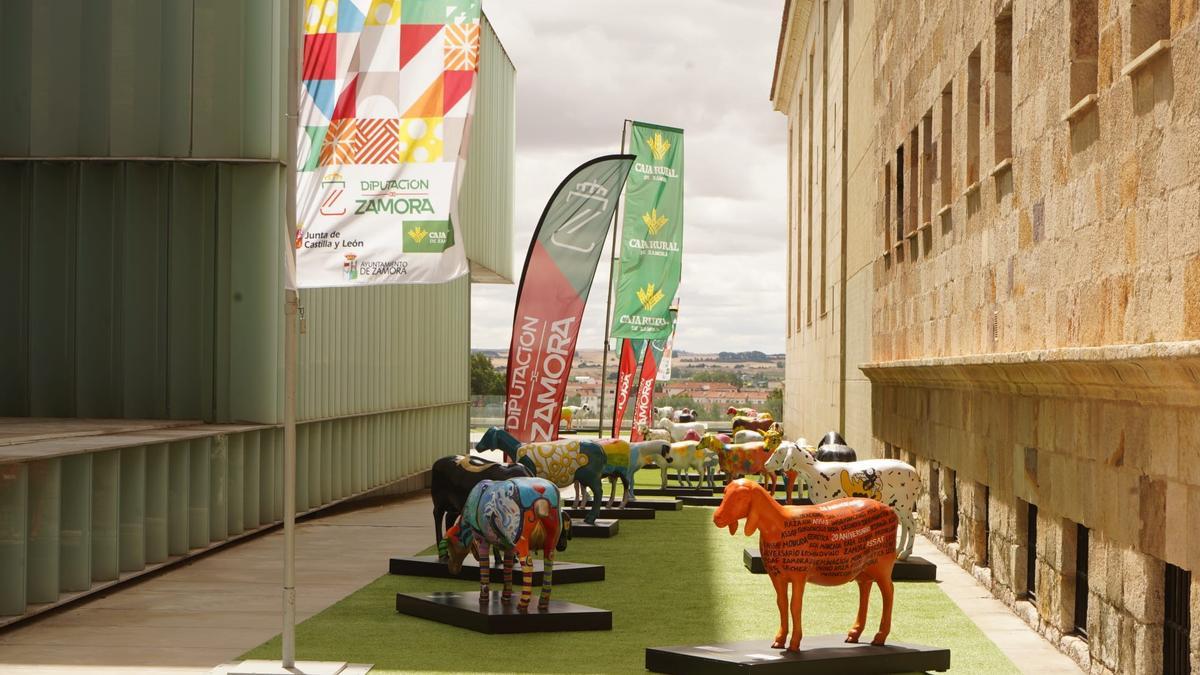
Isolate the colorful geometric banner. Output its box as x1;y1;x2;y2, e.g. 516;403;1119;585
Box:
629;337;668;442
504;155;635;442
294;0;482;287
611;122;685;338
611;338;646;438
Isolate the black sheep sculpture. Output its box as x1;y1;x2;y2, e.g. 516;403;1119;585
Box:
431;454;531;557
815;430;858;462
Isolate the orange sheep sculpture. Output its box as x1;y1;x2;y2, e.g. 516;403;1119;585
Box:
712;479;899;652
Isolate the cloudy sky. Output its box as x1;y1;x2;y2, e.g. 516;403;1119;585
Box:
472;1;788;354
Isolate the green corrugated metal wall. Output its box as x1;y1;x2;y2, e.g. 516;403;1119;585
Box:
0;3;511;622
0;0;287;159
0;161;284;423
459;15;515;283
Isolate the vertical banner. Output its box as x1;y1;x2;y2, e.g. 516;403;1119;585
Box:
657;299;680;381
610;338;646;438
504;155;636;442
295;0;483;287
611;122;685;338
629;337;668;442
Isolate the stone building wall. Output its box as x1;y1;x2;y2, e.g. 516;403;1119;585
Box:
778;0;1199;668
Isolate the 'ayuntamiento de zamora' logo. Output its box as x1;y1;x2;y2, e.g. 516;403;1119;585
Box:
646;132;671;161
642;209;668;236
637;282;665;311
407;226;429;244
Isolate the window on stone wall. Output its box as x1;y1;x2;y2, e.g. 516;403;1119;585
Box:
1069;0;1099;105
883;159;893;253
794;101;803;335
945;468;959;541
1130;0;1171;58
994;6;1014;164
921;110;933;227
787;122;794;336
929;463;942;530
907;127;919;234
895;145;906;244
1164;562;1191;675
806;52;815;326
940;83;954;208
1026;502;1039;602
966;45;982;186
1073;523;1089;637
980;484;990;567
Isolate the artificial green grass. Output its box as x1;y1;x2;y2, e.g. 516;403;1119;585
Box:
241;503;1017;674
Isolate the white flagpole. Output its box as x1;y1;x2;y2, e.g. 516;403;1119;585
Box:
282;0;302;667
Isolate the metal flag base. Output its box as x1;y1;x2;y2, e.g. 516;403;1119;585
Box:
217;660;373;675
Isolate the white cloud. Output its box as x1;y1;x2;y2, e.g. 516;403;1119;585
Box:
471;0;788;354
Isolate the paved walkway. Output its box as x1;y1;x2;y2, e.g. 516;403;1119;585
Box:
913;537;1083;674
0;493;433;675
0;493;1081;674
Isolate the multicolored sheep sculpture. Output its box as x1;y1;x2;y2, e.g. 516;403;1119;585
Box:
440;477;569;611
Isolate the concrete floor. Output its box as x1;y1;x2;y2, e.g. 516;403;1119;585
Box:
0;492;1082;674
0;493;434;675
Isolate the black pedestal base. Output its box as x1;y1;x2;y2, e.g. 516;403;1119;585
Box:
564;506;655;520
623;498;683;511
396;591;612;633
645;636;950;674
685;495;810;507
388;555;605;584
569;518;620;537
637;487;713;497
742;549;938;581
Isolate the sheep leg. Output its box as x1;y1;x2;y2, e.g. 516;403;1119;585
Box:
771;575;789;649
607;475;619;509
432;506;446;553
538;550;554;611
847;576;872;643
787;576;807;652
619;473;633;509
477;541;491;603
873;573;895;645
501;550;515;602
518;553;534;610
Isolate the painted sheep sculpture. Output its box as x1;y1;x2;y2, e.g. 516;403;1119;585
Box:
475;427;608;524
430;454;531;550
560;404;591;432
440;477;569;611
767;442;920;559
731;416;781;435
713;480;898;651
698;434;778;492
636;422;673;443
733;429;765;444
655;417;708;442
573;439;672;508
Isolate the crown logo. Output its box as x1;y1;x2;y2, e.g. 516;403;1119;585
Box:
637;283;666;311
408;226;428;243
646;132;671;161
642;209;668;235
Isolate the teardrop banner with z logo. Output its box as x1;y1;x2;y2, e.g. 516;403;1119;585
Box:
504;155;635;443
611;122;684;339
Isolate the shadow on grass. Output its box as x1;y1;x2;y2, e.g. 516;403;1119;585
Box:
241;495;1019;674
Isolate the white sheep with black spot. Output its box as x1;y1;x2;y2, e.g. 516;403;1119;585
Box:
768;442;921;560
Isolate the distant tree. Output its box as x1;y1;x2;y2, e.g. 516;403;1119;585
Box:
690;370;744;386
470;352;506;396
764;387;784;419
